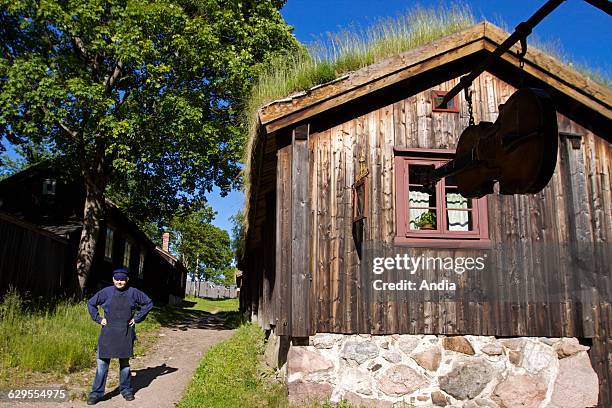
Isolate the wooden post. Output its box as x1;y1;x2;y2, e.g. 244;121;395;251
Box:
291;124;311;337
276;143;293;335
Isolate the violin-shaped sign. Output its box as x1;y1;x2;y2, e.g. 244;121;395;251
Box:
427;88;559;198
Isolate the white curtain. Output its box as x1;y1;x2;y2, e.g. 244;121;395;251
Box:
446;193;470;231
409;191;431;229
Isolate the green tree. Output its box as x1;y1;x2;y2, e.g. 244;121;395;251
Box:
168;206;233;283
230;209;245;263
0;0;300;293
221;267;237;286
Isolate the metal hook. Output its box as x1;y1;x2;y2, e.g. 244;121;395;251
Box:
518;37;527;68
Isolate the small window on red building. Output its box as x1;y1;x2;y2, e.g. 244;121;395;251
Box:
432;90;459;113
394;152;489;247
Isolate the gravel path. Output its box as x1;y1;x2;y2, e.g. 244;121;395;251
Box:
2;312;235;408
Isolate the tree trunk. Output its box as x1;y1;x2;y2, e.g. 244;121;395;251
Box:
75;176;105;294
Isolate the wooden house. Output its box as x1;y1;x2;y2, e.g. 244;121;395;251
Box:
239;23;611;406
0;161;187;303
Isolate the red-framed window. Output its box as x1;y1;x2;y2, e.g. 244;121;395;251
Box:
394;151;489;248
432;90;459;113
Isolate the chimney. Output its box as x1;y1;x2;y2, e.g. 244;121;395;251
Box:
162;232;170;252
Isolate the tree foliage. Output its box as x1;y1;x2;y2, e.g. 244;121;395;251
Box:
168;206;234;283
0;0;300;289
230;209;245;263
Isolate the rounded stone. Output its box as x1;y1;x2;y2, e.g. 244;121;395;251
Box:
492;374;547;408
442;336;475;355
341;341;379;364
439;358;494;400
377;365;429;397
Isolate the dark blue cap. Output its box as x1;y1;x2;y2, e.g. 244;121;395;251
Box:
113;268;129;279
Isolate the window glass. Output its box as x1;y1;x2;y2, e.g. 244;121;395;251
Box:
395;154;488;243
447;209;473;231
104;228;114;260
123;241;131;270
408;164;437;230
138;252;145;279
445;174;473;231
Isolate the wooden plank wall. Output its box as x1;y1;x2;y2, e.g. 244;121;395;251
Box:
241;71;611;405
307;73;610;334
306;73;611;404
0;213;74;297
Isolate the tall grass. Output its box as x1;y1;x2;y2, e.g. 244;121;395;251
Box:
0;290;98;374
0;289;164;379
245;4;475;143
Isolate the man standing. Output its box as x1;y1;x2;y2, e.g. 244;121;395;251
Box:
86;268;153;405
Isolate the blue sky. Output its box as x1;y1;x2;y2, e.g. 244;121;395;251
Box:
209;0;611;236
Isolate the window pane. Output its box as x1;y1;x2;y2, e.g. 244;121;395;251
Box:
447;210;473;231
445;190;472;209
409;185;436;208
105;228;113;259
409;209;437;230
408;165;432;186
124;242;131;270
445;175;458;187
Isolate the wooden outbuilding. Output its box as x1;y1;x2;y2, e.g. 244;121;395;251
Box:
239;22;611;405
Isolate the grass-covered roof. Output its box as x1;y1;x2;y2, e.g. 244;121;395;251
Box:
239;4;611;246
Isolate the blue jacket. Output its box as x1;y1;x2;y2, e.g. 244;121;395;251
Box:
87;286;153;324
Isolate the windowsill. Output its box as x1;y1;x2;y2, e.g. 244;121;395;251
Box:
104;257;112;262
394;237;492;249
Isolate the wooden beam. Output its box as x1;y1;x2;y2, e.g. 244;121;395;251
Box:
290;124;312;336
275;145;292;335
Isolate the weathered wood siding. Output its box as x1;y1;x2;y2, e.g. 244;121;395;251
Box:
0;213;76;297
303;72;611;404
240;71;611;405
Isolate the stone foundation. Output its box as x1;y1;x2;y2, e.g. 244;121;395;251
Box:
282;333;599;407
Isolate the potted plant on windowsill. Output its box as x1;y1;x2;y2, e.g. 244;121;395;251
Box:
413;211;437;230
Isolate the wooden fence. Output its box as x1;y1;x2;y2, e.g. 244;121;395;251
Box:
186;281;238;299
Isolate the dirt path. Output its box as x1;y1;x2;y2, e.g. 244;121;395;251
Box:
2;312;235;408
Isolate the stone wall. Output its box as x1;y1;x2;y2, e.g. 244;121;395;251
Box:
282;334;599;407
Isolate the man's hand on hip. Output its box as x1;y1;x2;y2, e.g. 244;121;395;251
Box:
101;318;107;326
129;319;135;326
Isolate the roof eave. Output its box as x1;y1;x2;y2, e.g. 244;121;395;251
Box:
256;21;611;135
